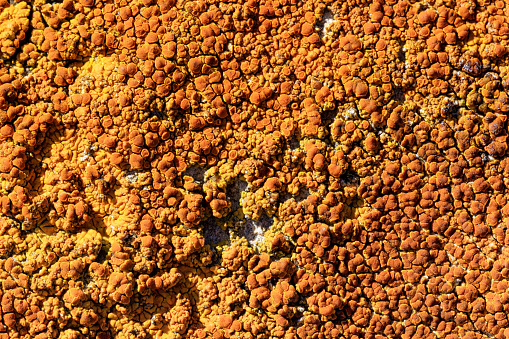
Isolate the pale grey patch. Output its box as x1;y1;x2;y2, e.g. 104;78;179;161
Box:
238;214;273;248
124;171;138;183
317;8;336;38
341;106;360;121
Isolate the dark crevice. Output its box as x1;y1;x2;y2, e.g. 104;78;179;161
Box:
183;166;207;184
202;218;230;245
147;108;166;119
226;179;247;212
392;88;405;104
94;245;108;264
340;169;360;186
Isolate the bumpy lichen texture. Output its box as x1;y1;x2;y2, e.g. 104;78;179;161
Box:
3;0;509;337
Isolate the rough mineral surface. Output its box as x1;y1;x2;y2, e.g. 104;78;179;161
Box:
1;0;509;337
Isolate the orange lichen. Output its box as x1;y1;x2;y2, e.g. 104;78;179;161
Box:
4;0;509;338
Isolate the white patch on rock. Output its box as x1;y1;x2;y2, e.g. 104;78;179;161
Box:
239;215;273;248
124;171;138;183
317;8;336;37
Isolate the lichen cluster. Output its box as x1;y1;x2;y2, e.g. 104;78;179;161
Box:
1;0;509;338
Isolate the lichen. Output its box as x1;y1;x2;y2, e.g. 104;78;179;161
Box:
3;0;509;338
